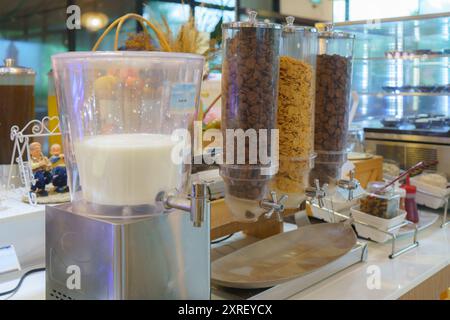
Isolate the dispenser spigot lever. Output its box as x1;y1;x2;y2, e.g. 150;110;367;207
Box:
337;170;359;201
260;191;287;223
190;182;209;228
305;179;328;208
159;182;210;228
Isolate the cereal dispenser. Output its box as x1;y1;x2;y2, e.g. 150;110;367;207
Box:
46;51;210;299
309;24;355;191
273;17;318;209
221;12;284;222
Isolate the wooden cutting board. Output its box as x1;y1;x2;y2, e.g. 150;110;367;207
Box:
212;223;357;289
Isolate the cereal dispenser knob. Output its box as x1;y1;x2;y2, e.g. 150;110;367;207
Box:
305;179;328;208
248;10;258;24
324;23;334;32
286;16;295;26
4;58;15;67
260;191;287;223
337;170;359;201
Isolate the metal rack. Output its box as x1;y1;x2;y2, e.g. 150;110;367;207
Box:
411;187;449;228
308;202;419;259
443;198;450;228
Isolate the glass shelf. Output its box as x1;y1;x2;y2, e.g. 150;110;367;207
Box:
354;53;450;61
334;13;450;126
335;13;450;61
335;12;450;39
358;92;449;97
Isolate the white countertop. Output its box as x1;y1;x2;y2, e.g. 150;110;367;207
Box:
0;271;45;300
1;212;449;300
0;189;45;221
290;222;450;300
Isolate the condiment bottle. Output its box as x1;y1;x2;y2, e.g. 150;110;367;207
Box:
401;176;419;223
362;181;400;219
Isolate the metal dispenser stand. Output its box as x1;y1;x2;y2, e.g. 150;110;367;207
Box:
306;174;419;259
46;182;211;300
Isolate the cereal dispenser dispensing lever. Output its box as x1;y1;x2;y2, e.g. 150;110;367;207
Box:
337;170;360;201
306;180;329;208
260;191;288;222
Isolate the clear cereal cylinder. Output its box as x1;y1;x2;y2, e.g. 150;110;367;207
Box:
310;24;355;190
221;12;282;222
273;17;318;209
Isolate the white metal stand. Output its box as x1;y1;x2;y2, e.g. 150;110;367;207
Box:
7;116;61;205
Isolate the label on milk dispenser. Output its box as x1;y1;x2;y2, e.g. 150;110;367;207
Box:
169;83;197;113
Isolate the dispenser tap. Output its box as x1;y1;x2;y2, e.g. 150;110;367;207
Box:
337;170;359;201
190;182;209;228
305;179;328;208
159;182;210;228
286;16;295;26
260;191;287;223
248;10;258;25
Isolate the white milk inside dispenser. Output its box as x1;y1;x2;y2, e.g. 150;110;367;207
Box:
54;52;203;215
46;51;210;300
74;133;179;207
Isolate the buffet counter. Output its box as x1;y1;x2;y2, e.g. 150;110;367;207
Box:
289;221;449;300
0;202;448;300
211;214;450;300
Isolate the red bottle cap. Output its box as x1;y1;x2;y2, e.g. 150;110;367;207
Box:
401;175;417;194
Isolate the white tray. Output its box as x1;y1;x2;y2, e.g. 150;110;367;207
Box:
309;197;359;223
350;206;407;243
212;223;357;289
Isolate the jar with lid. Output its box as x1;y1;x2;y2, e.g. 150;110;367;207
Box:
309;24;355;190
273;16;318;209
220;12;282;222
0;58;35;165
360;181;401;219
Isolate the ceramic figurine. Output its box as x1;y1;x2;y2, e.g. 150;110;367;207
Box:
29;142;52;197
49;143;68;193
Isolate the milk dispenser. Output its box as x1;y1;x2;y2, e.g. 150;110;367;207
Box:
46;51;210;300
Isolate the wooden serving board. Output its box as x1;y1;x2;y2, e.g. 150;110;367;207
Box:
212;222;357;289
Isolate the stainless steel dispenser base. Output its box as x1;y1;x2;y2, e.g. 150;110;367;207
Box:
46;203;210;300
